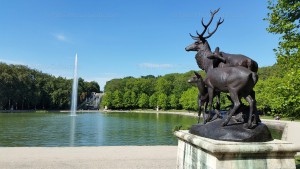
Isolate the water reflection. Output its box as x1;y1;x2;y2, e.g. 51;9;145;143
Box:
69;116;76;146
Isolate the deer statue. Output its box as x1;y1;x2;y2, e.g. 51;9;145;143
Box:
185;8;258;73
197;66;258;128
185;9;260;127
188;72;221;124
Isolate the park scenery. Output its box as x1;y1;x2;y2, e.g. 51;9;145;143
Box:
0;0;299;169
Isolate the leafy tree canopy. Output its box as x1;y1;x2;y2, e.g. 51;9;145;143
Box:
266;0;300;69
0;63;100;110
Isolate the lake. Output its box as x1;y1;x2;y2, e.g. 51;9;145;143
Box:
0;112;196;147
0;112;282;147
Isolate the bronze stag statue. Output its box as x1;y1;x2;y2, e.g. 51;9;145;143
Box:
186;8;259;128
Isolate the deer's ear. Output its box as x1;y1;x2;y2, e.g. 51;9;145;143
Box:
207;54;216;59
208;54;226;63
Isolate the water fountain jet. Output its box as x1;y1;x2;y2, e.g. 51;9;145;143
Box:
70;53;78;116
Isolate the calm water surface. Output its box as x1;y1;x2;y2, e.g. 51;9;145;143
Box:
0;112;281;147
0;112;196;147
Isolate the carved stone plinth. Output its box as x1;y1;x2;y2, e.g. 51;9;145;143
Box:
174;130;300;169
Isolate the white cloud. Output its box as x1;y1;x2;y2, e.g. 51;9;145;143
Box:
138;63;174;69
54;33;69;42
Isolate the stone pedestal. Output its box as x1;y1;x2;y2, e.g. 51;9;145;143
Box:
174;130;300;169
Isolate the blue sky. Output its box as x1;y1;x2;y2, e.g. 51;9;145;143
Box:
0;0;279;90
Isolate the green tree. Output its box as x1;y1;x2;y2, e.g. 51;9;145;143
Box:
172;75;191;97
179;87;198;111
265;0;300;118
169;94;179;109
101;91;113;109
112;90;123;109
255;78;277;114
86;81;100;93
49;77;72;109
130;91;137;108
254;73;300;118
157;93;168;110
0;62;100;110
149;93;158;109
123;90;132;109
155;77;172;95
280;69;300;118
139;78;155;96
105;79;125;93
138;93;149;109
266;0;300;69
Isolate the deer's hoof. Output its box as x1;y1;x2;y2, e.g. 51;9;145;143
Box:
218;114;223;119
221;122;227;127
242;123;253;129
248;124;252;129
222;118;230;127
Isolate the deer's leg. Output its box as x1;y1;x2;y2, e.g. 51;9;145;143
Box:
216;92;220;110
214;92;221;119
203;101;208;124
245;95;254;128
208;89;214;111
197;95;202;124
222;92;240;126
203;89;213;123
250;90;260;124
208;88;219;122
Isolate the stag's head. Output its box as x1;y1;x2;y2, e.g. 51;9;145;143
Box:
185;8;224;52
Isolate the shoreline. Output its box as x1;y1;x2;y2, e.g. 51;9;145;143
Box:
102;109;199;117
2;109;300;124
2;109;299;122
0;109;199;117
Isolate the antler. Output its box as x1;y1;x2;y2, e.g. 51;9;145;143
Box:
203;17;224;39
200;8;220;37
189;8;224;41
189;33;200;40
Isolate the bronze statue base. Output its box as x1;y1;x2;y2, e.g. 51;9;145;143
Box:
189;118;273;142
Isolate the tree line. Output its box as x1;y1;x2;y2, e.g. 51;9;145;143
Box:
101;72;198;111
0;63;100;110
